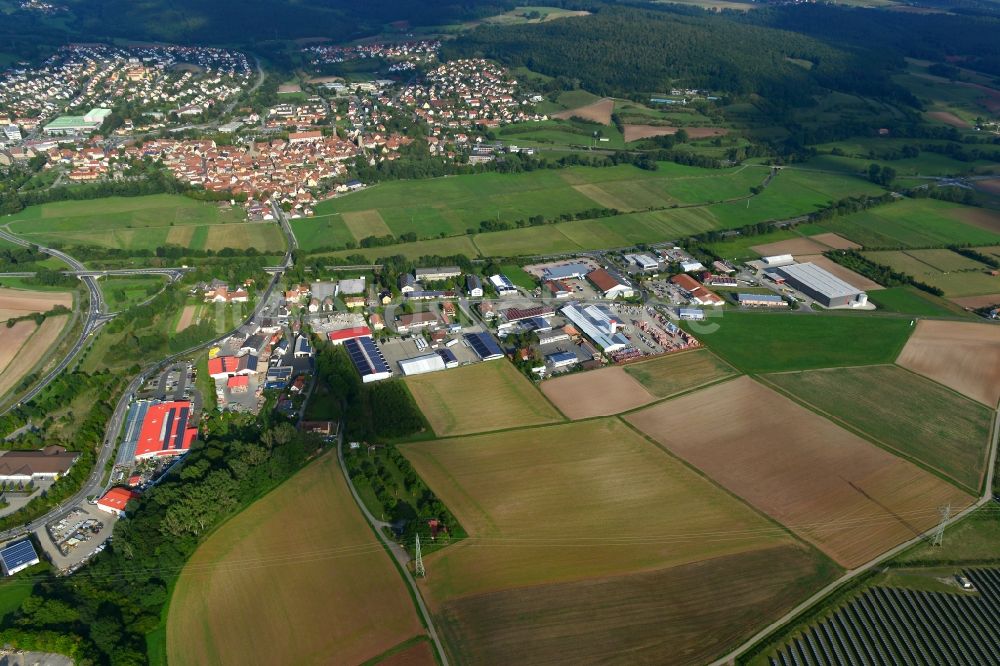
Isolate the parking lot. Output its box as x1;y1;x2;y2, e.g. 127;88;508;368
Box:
379;326;486;373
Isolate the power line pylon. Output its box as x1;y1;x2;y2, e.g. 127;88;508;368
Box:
414;534;425;578
932;504;951;547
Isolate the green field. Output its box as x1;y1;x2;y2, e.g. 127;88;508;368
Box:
691;311;914;373
5;195;286;253
624;349;738;397
764;365;992;492
868;285;975;318
896;507;1000;565
102;276;168;311
808;198;1000;248
864;249;1000;297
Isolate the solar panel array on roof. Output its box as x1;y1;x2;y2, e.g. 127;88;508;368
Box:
464;332;504;361
0;539;38;575
344;337;392;381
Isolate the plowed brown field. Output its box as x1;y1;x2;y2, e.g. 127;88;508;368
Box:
626;376;973;568
896;319;1000;407
540;367;655;419
554;98;614;124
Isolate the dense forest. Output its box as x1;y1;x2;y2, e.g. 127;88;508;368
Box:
443;4;916;107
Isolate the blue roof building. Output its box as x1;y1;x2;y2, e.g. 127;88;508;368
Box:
0;539;39;576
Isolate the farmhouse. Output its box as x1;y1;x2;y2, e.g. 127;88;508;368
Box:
586;268;634;299
670;274;724;306
0;539;39;576
561;303;630;353
0;445;80;483
466;274;483;297
97;487;141;517
774;263;868;308
415;266;462;281
464;332;504;361
134;401;198;459
399;353;447;376
344;337;392;383
738;293;788;308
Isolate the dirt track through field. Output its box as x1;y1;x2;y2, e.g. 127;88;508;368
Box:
554;98;614;124
626;376;973;568
541;367;656;419
896;319;1000;407
0;315;66;398
175;305;197;333
623;124;728;142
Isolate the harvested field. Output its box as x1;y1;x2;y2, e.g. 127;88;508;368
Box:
167;454;426;666
0;287;71;320
951;207;1000;234
202;223;285;252
625;376;974;568
553;97;614;124
342;209;393;241
376;640;436;666
796;254;885;291
571;183;636;211
809;232;861;250
405;361;562;436
623;349;737;398
540;367;655;419
927;111;970;128
764;365;992;492
0;315;67;398
0;321;37;375
175;304;197;333
750;237;831;256
622;124;728;142
165;225;196;247
950;294;1000;308
404;418;796;601
975;178;1000;195
896;319;1000;407
436;544;835;666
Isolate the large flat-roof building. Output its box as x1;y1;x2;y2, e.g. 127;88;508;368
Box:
738;293;788;308
415;266;462;281
489;274;518;295
586;268;634;299
541;263;590;281
0;539;39;575
464;332;504;361
43;108;111;136
398;353;447;376
344;337;392;382
560;303;630;353
774;262;868;308
135;401;198;459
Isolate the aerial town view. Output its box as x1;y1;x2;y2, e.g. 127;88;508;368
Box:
0;0;998;664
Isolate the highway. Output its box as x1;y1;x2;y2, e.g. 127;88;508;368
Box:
0;209;296;542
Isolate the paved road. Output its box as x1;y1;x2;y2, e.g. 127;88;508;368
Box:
0;267;191;278
335;435;449;666
710;393;1000;665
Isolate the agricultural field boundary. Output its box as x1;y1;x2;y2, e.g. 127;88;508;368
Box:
756;366;990;495
714;382;1000;666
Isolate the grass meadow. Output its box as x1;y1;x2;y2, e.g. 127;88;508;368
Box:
624;349;738;397
864;249;1000;297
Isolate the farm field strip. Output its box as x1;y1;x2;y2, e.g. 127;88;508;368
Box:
895;319;1000;407
0;315;68;398
404;361;563;436
0;320;38;375
0;287;72;318
623;349;738;398
540;366;656;419
167;454;427;666
625;376;974;568
762;365;992;492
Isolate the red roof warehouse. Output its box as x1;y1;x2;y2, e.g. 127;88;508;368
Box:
135;401;198;459
97;487;141;516
327;326;372;345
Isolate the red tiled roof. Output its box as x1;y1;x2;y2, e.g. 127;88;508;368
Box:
98;487;140;512
207;356;240;376
227;375;250;388
327;326;372;342
586;268;623;293
135;402;198;458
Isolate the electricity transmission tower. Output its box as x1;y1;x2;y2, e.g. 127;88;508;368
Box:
932;504;952;547
414;534;425;578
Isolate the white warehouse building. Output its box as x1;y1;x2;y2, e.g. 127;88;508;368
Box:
774;262;869;308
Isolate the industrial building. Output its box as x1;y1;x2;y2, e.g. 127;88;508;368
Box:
670;274;724;306
502;305;555;322
586;268;634;299
761;254;795;267
560;303;630;353
399;353;447;376
42;108;111;136
624;253;659;272
327;326;372;345
415;266;462;281
773;262;869;308
737;293;788;308
97;487;141;517
0;446;80;483
546;351;579;369
134;401;198;459
0;539;39;575
678;308;705;321
464;332;504;361
344;337;392;382
489;274;518;295
541;262;590;281
436;348;460;368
